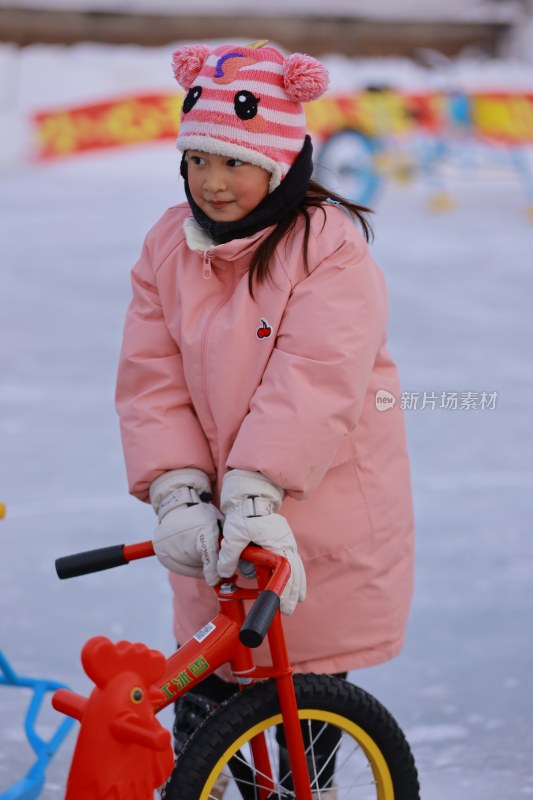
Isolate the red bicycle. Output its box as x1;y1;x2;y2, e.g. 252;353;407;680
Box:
53;541;420;799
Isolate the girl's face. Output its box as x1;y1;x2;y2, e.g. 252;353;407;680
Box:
186;151;270;222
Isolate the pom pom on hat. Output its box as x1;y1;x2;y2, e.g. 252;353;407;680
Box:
283;53;329;102
172;44;210;89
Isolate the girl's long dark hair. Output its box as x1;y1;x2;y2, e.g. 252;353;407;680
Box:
248;179;373;297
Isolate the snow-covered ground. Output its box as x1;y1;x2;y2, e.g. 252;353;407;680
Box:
1;42;533;800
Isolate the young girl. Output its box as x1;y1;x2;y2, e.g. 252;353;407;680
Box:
115;41;414;794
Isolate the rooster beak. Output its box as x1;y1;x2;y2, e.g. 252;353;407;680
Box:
149;687;166;706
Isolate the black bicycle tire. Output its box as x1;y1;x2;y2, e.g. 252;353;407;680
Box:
162;673;420;800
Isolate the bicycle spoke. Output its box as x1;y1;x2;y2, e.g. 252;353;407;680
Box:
226;750;264;800
278;720;342;794
220;735;287;799
211;725;382;800
327;745;377;798
306;726;343;794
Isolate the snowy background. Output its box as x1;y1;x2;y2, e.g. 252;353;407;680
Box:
1;39;533;799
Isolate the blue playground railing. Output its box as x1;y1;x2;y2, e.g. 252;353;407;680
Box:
0;650;74;800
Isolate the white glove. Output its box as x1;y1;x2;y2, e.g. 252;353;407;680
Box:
150;468;221;586
218;470;306;615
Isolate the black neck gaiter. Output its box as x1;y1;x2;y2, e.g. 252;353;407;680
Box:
181;135;314;246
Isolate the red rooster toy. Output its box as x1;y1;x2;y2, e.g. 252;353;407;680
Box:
53;636;174;799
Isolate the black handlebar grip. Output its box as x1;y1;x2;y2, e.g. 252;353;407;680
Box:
55;545;127;579
239;589;280;648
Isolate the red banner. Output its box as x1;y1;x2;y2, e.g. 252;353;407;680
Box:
33;94;181;159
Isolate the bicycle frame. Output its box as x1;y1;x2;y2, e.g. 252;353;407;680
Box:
55;541;314;800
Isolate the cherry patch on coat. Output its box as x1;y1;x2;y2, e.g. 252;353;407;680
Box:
256;319;272;339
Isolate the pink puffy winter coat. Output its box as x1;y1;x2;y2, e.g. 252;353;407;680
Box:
116;201;414;674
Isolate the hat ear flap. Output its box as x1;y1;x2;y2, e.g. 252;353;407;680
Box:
172;44;211;89
283;53;329;103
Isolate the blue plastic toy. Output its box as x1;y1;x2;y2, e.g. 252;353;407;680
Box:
0;650;74;799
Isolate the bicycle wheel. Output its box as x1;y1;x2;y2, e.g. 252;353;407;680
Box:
162;674;419;800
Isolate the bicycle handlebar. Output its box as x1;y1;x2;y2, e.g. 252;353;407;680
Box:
55;541;155;578
55;541;290;648
236;546;290;648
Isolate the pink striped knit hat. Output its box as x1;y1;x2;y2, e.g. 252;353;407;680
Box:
172;42;329;190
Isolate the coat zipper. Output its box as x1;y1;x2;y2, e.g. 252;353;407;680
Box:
203;251;213;279
201;261;236;456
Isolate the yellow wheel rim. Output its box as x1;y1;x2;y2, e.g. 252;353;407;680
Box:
199;709;395;800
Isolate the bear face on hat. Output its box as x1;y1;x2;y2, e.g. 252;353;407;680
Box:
172;43;329;190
